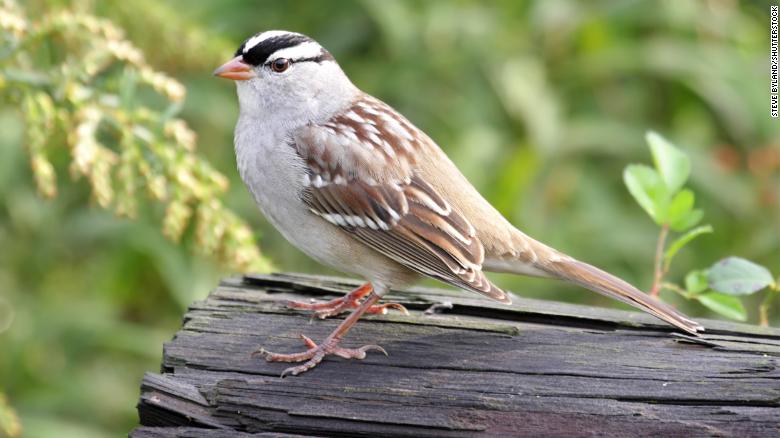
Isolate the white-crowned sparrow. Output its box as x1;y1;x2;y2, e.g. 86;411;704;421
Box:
214;30;703;376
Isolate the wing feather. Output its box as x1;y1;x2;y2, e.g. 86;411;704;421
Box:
292;95;510;303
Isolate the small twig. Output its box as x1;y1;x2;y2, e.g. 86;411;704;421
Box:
661;282;689;299
650;224;670;297
759;289;777;327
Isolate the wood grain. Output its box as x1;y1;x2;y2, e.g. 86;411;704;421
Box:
131;273;780;437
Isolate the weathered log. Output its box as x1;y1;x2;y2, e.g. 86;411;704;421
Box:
131;273;780;437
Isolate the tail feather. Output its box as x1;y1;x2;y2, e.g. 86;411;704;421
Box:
544;258;704;335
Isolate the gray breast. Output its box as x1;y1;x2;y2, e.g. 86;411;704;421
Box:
232;116;418;287
234;117;309;234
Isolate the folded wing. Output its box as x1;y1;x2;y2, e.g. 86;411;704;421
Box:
292;95;509;303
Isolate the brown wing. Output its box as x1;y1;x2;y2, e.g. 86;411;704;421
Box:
292;95;509;303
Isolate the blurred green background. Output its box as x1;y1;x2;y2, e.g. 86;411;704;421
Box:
1;0;778;436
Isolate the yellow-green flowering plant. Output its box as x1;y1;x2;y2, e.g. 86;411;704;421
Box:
1;0;271;272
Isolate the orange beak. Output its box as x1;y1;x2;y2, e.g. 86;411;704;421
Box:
213;56;255;80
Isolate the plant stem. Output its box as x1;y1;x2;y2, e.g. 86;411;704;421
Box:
649;223;669;297
759;289;776;327
661;282;689;298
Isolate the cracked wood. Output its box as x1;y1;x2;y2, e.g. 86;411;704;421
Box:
132;273;780;437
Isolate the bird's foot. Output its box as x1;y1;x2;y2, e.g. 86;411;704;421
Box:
285;282;409;319
253;334;387;377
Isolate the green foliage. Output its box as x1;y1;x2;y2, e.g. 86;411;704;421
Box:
0;1;776;437
708;257;776;296
677;269;747;322
647;131;690;195
684;270;708;295
623;164;666;222
664;225;713;271
1;0;271;273
624;131;704;232
666;257;779;323
706;257;778;324
624;131;712;299
696;293;747;322
625;134;777;323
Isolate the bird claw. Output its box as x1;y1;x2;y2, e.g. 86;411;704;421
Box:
366;302;409;316
253;334;387;377
285;283;408;319
313;301;408;319
331;344;387;359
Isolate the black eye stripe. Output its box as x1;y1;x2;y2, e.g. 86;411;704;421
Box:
295;52;335;63
263;52;335;68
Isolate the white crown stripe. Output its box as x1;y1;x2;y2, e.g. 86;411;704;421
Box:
242;30;292;53
271;42;324;62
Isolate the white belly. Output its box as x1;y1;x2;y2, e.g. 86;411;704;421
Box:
234;119;416;288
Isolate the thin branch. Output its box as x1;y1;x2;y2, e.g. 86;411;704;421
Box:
661;282;689;298
649;223;670;297
759;290;776;327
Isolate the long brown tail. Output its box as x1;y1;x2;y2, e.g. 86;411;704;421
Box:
542;257;704;335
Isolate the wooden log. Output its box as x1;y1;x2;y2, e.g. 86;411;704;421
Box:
131;273;780;437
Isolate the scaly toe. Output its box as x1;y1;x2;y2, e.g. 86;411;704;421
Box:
252;347;317;363
252;334;319;362
367;302;409;315
330;344;387;359
281;350;326;378
286;297;345;312
256;336;387;376
299;334;318;349
313;302;355;319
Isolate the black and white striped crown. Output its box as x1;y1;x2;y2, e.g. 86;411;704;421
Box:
236;30;334;66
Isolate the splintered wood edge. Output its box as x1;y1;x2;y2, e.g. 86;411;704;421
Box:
131;272;780;437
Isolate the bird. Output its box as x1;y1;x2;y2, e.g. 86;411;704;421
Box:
214;30;703;377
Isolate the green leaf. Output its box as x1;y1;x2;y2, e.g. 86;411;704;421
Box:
646;131;690;194
708;257;776;296
670;209;703;232
663;225;713;267
667;189;702;231
685;270;709;295
696;292;747;321
623;164;668;223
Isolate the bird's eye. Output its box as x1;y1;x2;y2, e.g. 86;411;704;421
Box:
271;58;290;73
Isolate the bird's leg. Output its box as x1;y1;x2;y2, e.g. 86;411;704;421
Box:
285;282;408;319
255;291;387;377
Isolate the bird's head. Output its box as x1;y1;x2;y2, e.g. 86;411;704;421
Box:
214;30;357;123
